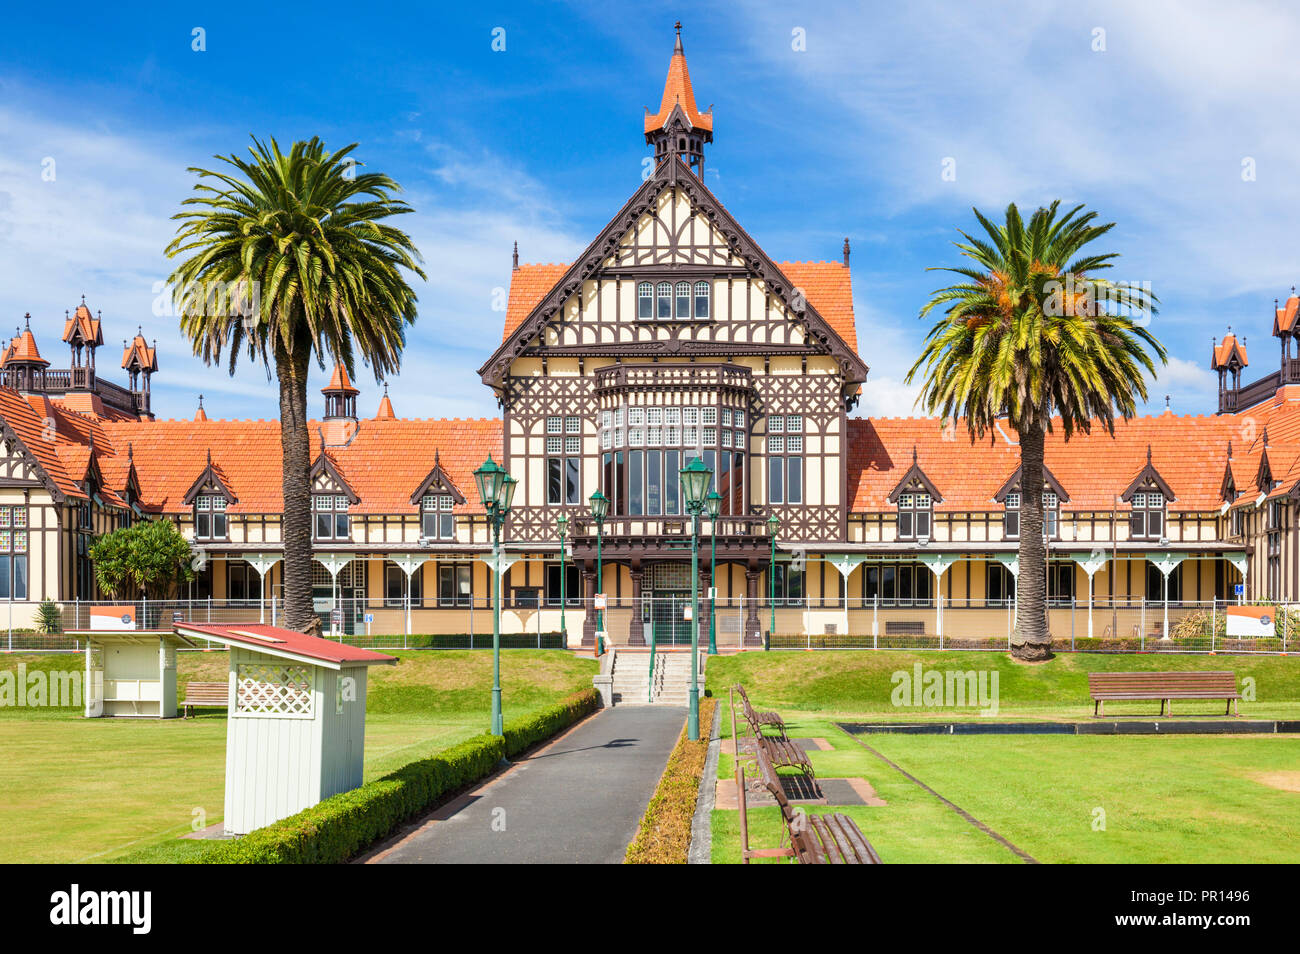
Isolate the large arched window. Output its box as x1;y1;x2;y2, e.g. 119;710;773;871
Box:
637;282;653;319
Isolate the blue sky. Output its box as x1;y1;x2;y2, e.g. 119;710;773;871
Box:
2;0;1298;422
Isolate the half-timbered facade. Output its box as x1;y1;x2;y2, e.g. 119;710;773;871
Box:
0;28;1297;644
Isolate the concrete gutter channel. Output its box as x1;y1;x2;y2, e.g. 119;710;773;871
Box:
688;699;723;864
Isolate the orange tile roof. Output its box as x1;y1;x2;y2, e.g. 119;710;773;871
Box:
502;261;858;354
644;32;712;135
120;334;156;371
1;324;49;367
62;303;103;345
324;363;359;395
1276;293;1300;335
97;416;502;515
848;413;1243;514
1211;332;1248;369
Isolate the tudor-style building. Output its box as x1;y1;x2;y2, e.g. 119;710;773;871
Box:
0;28;1295;644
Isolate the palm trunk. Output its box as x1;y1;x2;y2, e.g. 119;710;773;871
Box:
277;346;315;632
1011;423;1053;660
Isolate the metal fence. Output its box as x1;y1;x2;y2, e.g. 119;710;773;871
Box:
0;595;1292;655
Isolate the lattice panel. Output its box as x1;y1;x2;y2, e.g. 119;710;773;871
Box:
235;664;314;716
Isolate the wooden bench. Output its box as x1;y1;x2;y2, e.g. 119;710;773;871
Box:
737;740;881;864
181;682;228;718
885;621;925;636
756;733;815;779
1088;671;1241;717
735;684;788;740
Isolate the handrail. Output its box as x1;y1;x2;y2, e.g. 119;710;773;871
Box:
648;612;657;703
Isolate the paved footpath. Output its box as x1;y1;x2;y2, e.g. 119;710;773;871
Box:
372;705;686;864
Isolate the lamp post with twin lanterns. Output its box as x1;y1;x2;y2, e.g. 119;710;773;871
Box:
705;489;722;655
474;455;517;736
679;457;713;741
556;513;569;642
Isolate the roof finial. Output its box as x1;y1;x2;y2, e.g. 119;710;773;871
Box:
198;393;204;409
1227;439;1234;459
127;442;134;463
512;241;519;271
1147;443;1153;463
1164;395;1170;411
435;449;441;467
842;238;850;268
912;444;918;465
23;313;30;330
674;20;683;54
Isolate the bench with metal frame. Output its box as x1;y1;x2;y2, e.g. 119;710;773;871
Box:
735;683;787;740
737;738;881;864
1087;671;1241;717
181;681;228;718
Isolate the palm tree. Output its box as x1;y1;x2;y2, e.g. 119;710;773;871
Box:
166;137;424;632
907;202;1165;660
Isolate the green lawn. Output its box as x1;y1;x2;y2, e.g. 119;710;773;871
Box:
0;649;595;864
706;649;1300;720
710;650;1300;864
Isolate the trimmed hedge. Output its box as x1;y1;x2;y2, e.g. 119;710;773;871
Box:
196;687;600;864
624;697;717;865
344;633;565;650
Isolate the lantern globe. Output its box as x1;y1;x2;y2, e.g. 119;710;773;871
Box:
705;489;723;519
680;457;712;511
474;456;506;511
589;490;609;522
498;473;518;513
767;513;780;535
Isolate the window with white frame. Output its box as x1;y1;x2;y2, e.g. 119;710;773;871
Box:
1130;491;1165;539
313;494;350;540
636;280;711;320
767;415;804;505
194;493;228;540
422;494;454;539
897;491;932;540
1003;490;1059;540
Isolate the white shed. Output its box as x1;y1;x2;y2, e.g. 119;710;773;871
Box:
173;622;396;836
78;630;196;718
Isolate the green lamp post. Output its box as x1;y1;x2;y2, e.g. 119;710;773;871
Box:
588;490;609;651
556;512;569;644
474;454;517;736
705;489;722;655
680;456;713;741
767;513;779;648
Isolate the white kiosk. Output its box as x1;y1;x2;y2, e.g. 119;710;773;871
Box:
79;607;196;718
173;622;396;836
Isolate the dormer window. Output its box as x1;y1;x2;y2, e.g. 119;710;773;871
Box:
194;494;228;540
1130;491;1164;540
422;494;454;539
897;492;932;541
313;494;350;540
1003;491;1059;540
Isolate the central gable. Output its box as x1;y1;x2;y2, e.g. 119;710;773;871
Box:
480;156;866;392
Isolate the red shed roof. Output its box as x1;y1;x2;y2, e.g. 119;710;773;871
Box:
174;622;397;668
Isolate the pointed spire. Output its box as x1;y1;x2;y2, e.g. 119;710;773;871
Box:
644;21;713;172
194;394;208;422
375;384;395;420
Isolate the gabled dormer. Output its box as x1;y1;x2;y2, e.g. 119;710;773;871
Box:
410;452;466;541
994;464;1069;540
183;450;237;541
887;447;941;541
1122;446;1173;540
310;451;358;542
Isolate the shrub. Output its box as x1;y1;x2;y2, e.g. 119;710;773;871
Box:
196;688;601;864
35;600;62;634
